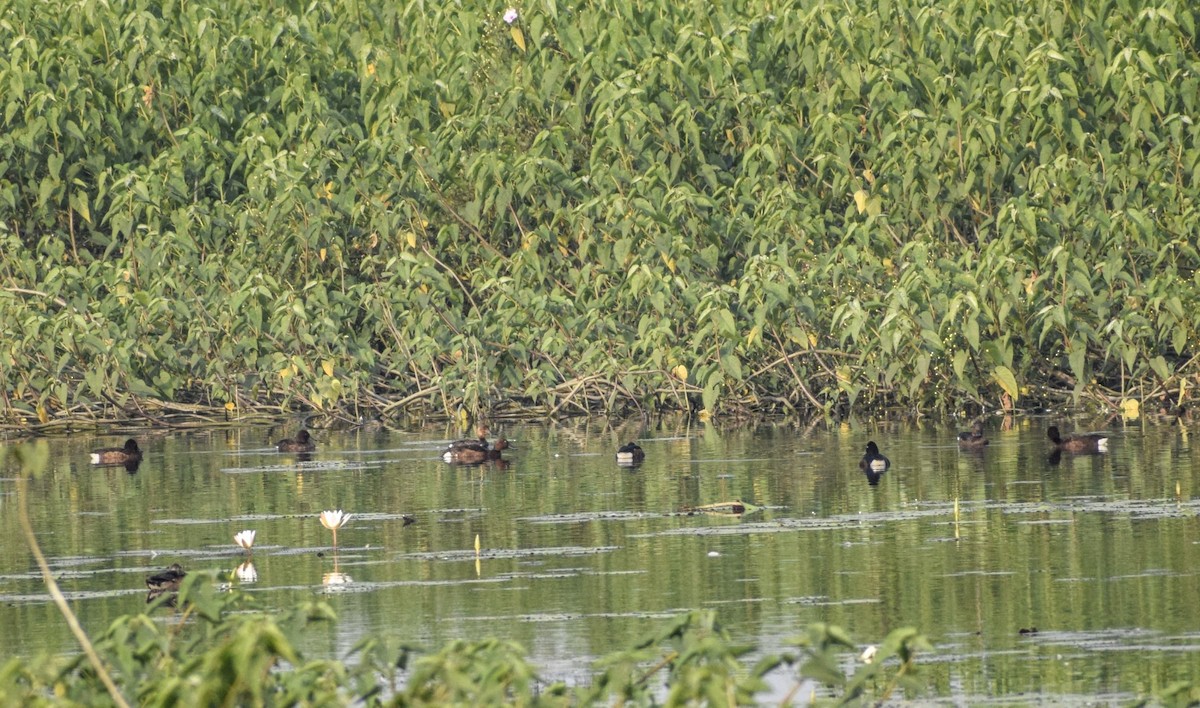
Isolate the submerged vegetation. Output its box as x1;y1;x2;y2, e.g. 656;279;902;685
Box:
1;0;1198;426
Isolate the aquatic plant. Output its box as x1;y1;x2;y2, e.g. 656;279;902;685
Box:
234;529;256;555
319;510;351;548
0;0;1196;426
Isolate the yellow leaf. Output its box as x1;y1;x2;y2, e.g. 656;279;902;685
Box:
405;231;416;248
510;26;526;52
853;189;869;214
280;365;294;381
319;247;327;262
672;364;688;381
36;404;49;424
224;401;236;411
863;167;875;185
992;365;1019;401
322;360;334;377
366;62;376;76
1120;398;1140;420
746;325;760;347
662;253;676;273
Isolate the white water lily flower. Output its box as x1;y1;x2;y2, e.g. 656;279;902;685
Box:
320;509;352;548
234;529;256;551
503;7;518;24
319;510;351;530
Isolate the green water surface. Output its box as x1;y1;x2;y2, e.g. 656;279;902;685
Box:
2;418;1198;702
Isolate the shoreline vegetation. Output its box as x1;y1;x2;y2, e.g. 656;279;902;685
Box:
2;0;1198;431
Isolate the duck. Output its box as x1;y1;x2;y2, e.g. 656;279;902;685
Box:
145;563;186;593
1047;426;1108;453
444;427;489;454
90;439;143;466
957;422;989;450
615;442;645;465
276;429;316;453
859;441;890;474
443;437;510;464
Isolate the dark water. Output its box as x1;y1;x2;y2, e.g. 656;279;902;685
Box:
2;418;1199;702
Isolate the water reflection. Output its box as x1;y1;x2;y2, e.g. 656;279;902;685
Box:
2;419;1199;702
322;571;352;587
235;561;258;584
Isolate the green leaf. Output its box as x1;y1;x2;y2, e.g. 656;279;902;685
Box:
1148;356;1171;381
1068;343;1086;383
721;353;743;381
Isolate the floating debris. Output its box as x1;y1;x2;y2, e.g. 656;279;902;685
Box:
681;500;762;517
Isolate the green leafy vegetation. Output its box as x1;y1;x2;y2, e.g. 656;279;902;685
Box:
2;0;1198;426
0;591;931;706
